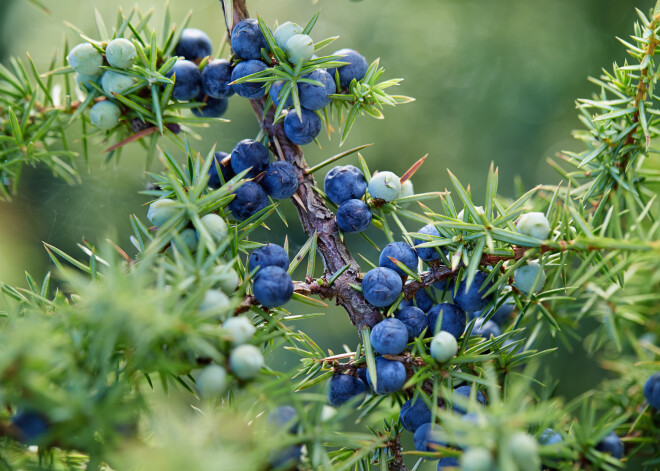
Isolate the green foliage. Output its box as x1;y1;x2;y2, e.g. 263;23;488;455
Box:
0;1;660;470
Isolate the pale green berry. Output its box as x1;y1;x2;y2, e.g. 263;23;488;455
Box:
430;331;458;363
199;289;231;317
147;198;178;227
199;213;228;242
101;70;137;96
223;316;256;344
507;432;540;470
457;206;484;222
89;101;121;130
105;38;137;69
460;448;493;471
320;405;337;422
230;344;264;380
273;22;303;50
397;180;414;206
285;34;314;64
196;364;228;398
173;228;198;252
514;261;546;296
216;267;240;294
75;73;99;92
368;171;401;202
67;42;103;77
516;212;551;240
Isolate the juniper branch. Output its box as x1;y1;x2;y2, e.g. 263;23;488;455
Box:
228;0;383;332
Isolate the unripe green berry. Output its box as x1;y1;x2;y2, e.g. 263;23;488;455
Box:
368;171;401;202
67;42;103;77
430;331;458;363
229;344;264;380
516;212;551;240
217;268;240;294
147;198;178;227
199;213;228;242
173;228;198;252
89;101;121;130
105;38;137;69
223;316;256;344
460;448;493;471
514;261;546;296
457;206;484;222
101;70;137;96
273;22;303;50
285;34;314;64
397;179;414;206
196;364;228;398
75;73;99;92
507;432;540;470
199;289;231;317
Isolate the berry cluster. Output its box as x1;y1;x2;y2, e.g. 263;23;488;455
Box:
323;164;414;233
67;38;139;129
67;28;230;132
248;243;294;308
229;17;370;146
206;138;299;221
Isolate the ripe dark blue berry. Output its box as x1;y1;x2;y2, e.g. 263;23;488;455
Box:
399;289;434;312
270;445;303;469
453;385;486;414
366;356;406;394
395;305;428;340
336;199;372;233
437;457;460;469
379;241;419;276
453;271;494;313
413;422;446;453
329;48;369;89
324;165;367;205
399;398;432;433
248;243;289;273
370;318;409;355
261;161;299;199
428;303;466;339
471;318;501;339
470;301;513;327
228;181;269;221
269;80;294;108
595;432;624;459
298;69;336;110
12;412;48;444
327;374;367;407
268;406;299;434
283;108;322;145
208;151;234;189
175;28;213;62
201;59;235;98
252;266;293;308
230;139;270;178
644;372;660;409
168;60;202;101
413;224;443;261
362;267;402;308
231;59;268;99
539;428;563;446
231;19;268;60
191;94;228;118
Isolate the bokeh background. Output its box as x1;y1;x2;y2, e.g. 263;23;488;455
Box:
0;0;651;467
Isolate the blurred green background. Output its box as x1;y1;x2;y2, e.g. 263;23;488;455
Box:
0;0;650;467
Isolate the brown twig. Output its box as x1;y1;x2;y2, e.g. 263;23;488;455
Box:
235;279;336;314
